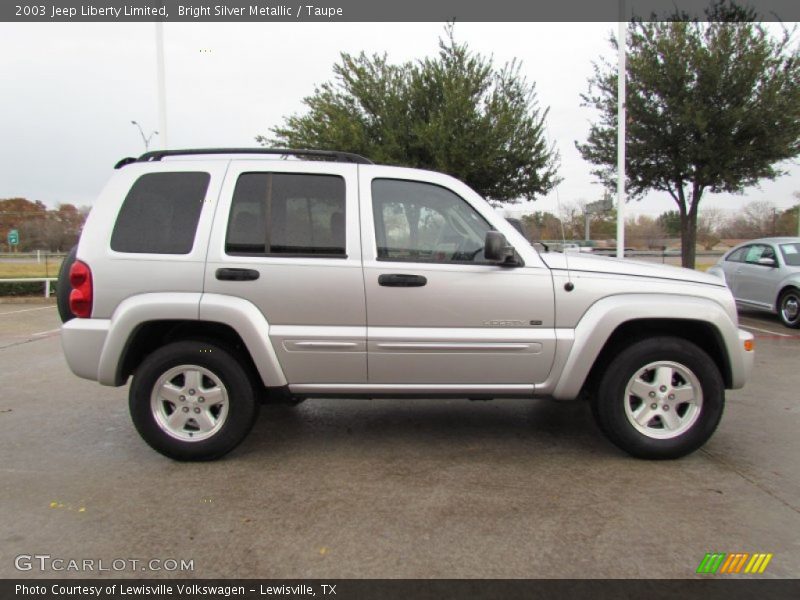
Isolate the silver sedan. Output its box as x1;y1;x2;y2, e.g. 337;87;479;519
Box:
709;237;800;328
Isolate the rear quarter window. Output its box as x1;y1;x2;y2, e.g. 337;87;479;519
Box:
726;247;747;263
110;172;210;254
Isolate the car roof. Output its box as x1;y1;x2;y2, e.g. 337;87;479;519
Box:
743;237;800;245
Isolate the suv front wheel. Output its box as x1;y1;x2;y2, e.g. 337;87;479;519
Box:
129;341;259;460
591;337;724;459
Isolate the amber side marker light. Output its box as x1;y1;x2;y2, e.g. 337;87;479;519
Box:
744;339;754;352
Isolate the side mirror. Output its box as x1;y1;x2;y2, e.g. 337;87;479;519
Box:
757;257;777;267
484;231;516;264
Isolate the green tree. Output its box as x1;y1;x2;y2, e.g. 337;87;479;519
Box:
262;26;560;204
657;210;682;237
0;199;87;252
577;4;800;267
521;211;563;241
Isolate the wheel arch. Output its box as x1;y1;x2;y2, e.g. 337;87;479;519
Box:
581;319;732;399
97;293;286;387
116;320;261;387
548;294;742;400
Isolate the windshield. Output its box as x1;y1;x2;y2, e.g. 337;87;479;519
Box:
779;243;800;267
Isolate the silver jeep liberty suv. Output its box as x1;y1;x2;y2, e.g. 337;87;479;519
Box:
59;148;754;461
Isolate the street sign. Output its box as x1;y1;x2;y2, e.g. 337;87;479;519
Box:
7;229;19;246
586;199;613;214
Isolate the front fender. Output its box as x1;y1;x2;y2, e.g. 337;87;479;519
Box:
707;265;727;285
547;293;750;400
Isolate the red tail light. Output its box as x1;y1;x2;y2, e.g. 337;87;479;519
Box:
69;260;93;318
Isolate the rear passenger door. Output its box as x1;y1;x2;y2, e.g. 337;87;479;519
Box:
204;161;366;384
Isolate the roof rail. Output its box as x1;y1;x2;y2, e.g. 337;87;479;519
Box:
114;148;373;169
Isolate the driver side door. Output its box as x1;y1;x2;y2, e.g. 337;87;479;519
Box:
733;243;778;309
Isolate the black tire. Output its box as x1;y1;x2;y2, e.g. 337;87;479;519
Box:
129;340;259;461
777;287;800;329
56;245;78;323
591;337;725;459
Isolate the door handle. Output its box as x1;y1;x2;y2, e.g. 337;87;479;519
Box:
378;273;427;287
216;268;260;281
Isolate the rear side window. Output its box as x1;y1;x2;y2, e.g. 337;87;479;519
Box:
111;172;210;254
726;247;747;263
226;173;346;257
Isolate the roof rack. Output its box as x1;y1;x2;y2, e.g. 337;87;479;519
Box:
114;148;373;169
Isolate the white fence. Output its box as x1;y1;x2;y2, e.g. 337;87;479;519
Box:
0;277;58;297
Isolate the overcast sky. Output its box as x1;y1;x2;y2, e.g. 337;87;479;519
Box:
0;21;798;219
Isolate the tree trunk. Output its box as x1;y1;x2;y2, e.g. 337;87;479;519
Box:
679;184;703;269
680;212;698;269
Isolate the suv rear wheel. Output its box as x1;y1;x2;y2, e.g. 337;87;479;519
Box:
591;337;724;459
129;341;259;460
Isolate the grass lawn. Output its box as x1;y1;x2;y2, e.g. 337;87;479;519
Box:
0;261;63;279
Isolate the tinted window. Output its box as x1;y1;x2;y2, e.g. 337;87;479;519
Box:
111;172;209;254
372;179;492;263
226;173;346;257
780;243;800;266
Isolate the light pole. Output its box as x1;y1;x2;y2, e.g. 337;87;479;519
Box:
617;0;627;259
131;120;158;151
155;20;168;149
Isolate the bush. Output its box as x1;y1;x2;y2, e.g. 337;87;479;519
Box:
0;280;58;297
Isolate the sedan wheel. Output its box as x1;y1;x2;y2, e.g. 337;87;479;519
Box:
778;288;800;328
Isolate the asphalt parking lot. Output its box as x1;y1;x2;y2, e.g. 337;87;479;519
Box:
0;302;798;579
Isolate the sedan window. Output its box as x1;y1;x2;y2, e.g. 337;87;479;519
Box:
780;243;800;267
726;247;747;262
743;245;771;264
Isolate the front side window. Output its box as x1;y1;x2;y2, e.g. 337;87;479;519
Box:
111;172;210;254
226;173;346;257
744;244;774;264
371;179;493;263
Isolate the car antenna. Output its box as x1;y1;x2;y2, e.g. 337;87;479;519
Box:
554;182;575;292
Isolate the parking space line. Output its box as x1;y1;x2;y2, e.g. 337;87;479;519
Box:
739;324;791;338
32;328;61;337
0;306;56;316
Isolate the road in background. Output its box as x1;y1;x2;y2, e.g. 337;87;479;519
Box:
0;302;798;578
